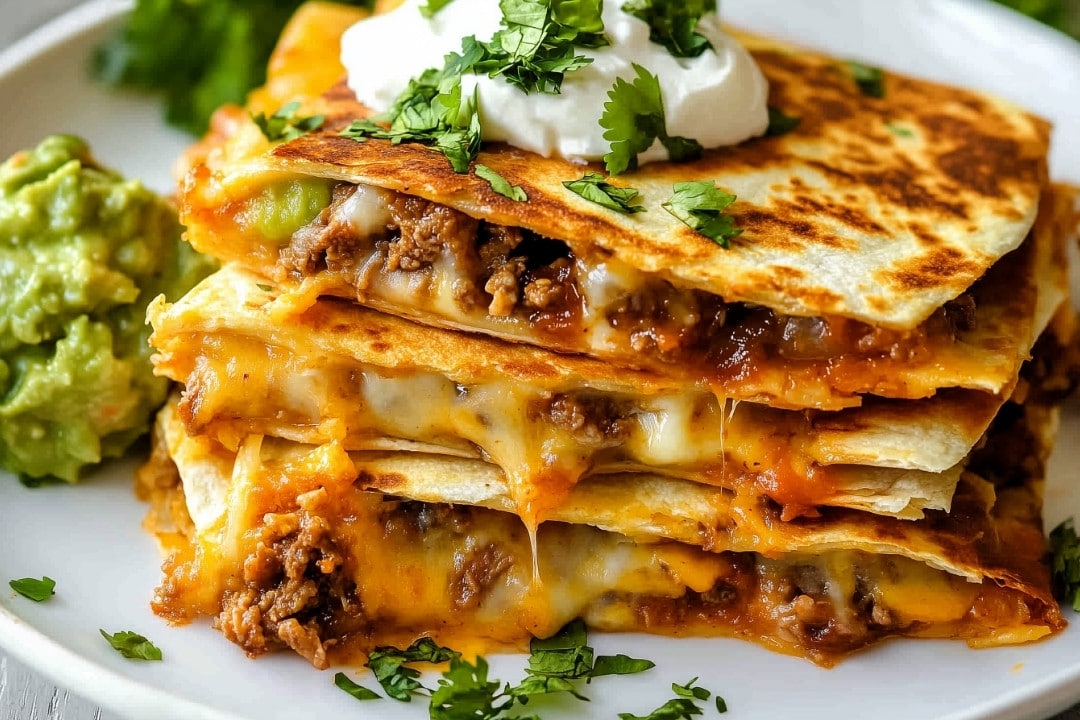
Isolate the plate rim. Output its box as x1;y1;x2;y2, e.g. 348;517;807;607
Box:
1;2;1079;720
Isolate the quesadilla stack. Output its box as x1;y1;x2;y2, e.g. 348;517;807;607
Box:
141;1;1079;669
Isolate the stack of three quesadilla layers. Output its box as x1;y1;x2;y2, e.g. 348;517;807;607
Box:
143;10;1079;667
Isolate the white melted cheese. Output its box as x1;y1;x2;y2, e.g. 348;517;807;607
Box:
341;0;769;164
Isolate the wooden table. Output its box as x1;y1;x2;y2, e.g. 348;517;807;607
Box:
1;2;1079;719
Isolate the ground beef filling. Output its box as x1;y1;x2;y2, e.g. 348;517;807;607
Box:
279;184;974;366
215;488;363;669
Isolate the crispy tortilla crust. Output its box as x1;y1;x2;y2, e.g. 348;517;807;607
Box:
268;40;1049;331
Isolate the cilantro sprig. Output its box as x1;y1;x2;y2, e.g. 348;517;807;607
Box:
662;181;742;247
342;0;609;181
420;0;458;18
8;576;56;602
563;172;646;213
100;629;163;661
1051;518;1080;611
621;0;717;58
252;101;325;142
600;64;702;175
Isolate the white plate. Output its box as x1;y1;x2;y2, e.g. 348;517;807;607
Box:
1;2;1079;719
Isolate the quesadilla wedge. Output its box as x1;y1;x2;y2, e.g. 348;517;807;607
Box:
176;28;1063;410
149;262;1067;523
139;391;1065;670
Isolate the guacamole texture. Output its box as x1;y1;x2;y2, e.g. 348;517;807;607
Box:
0;135;215;482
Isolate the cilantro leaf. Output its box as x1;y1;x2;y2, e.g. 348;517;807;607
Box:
8;576;55;602
99;629;163;661
591;653;656;677
600;64;702;175
672;677;710;702
476;164;528;201
366;637;461;701
1051;518;1080;611
765;106;801;137
618;679;718;720
662;181;741;247
335;672;382;701
563;172;647;213
251;101;325;142
471;0;607;94
621;0;717;58
420;0;458;18
844;60;885;98
507;673;588;702
429;656;508;720
92;0;375;135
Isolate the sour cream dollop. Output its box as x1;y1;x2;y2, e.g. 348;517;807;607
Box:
340;0;769;165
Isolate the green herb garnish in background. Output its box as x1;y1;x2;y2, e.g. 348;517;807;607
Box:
621;0;717;58
420;0;459;18
99;629;163;661
563;171;647;213
92;0;376;136
252;101;325;142
662;181;742;247
1050;518;1080;610
844;59;886;98
8;576;56;602
600;63;703;175
993;0;1080;39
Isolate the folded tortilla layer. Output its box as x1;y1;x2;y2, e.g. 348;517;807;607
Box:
174;33;1075;410
140;394;1064;670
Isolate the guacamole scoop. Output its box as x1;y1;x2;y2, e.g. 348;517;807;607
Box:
0;135;215;482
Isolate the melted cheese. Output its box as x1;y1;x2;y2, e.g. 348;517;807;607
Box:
150;417;1064;668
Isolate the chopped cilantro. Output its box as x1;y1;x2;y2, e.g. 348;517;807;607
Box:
8;576;55;602
99;629;163;661
600;63;703;175
358;621;655;717
662;181;741;247
476;164;528;201
1050;518;1080;611
844;60;885;98
92;0;375;135
563;171;646;213
251;101;325;142
366;636;460;701
341;76;481;172
420;0;458;18
621;0;716;58
765;106;801;137
334;672;382;701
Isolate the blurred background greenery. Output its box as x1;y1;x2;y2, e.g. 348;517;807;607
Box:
995;0;1080;39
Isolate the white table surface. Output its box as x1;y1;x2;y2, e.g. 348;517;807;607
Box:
1;1;1079;719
